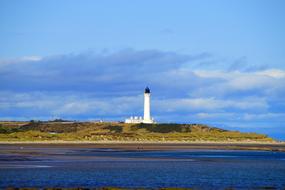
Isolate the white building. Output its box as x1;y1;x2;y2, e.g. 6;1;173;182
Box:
125;87;155;124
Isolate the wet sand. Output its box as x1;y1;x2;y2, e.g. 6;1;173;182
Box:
1;142;285;152
1;142;285;165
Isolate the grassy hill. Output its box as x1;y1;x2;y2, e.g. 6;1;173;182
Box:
0;121;274;142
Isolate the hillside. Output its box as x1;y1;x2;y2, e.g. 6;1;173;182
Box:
0;121;274;142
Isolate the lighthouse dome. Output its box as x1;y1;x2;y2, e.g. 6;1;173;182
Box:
145;87;150;93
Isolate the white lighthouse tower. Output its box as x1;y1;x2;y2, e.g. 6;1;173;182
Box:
125;87;155;124
143;87;153;123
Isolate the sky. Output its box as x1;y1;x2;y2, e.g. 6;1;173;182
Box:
0;0;285;140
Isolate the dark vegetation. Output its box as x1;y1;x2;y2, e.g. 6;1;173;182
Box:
131;123;226;133
20;121;79;133
103;125;123;133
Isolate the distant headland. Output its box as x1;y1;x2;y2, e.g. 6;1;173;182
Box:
0;120;275;143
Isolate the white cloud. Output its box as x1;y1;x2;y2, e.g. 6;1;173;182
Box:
193;70;232;79
0;56;42;66
20;56;42;62
190;69;285;98
256;69;285;78
227;75;272;91
0;91;144;117
154;97;268;112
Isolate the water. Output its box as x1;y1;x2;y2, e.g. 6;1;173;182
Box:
0;147;285;189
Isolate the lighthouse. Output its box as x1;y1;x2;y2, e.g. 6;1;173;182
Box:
143;87;152;123
125;87;155;124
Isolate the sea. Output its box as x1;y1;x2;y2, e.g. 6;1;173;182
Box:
0;146;285;189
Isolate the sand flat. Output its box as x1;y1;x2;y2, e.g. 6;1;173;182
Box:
0;142;285;152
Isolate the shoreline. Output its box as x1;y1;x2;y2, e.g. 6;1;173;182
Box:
1;141;284;152
0;140;284;144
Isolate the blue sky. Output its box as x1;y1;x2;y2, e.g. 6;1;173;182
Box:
0;0;285;140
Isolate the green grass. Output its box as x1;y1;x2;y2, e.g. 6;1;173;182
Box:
0;121;274;142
